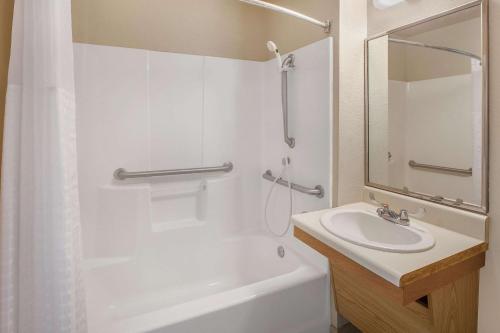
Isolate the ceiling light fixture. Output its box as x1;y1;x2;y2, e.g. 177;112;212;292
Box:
372;0;405;9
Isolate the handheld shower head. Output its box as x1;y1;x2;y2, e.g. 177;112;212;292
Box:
266;40;278;53
266;41;282;71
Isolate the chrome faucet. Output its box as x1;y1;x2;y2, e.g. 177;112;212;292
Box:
376;204;410;226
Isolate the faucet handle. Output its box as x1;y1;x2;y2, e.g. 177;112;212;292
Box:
377;204;390;217
399;209;410;222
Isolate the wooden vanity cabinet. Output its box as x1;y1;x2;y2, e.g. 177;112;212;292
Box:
295;227;487;333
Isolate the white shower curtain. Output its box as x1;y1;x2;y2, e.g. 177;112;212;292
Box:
0;0;86;332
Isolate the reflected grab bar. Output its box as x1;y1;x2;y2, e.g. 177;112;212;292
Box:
262;170;324;198
408;160;472;176
114;162;234;180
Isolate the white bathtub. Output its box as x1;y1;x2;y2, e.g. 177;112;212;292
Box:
84;234;330;333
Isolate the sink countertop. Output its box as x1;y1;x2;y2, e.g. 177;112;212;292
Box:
292;202;485;287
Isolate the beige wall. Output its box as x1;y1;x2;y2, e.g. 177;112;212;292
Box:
72;0;270;61
387;17;481;82
367;1;500;332
72;0;337;62
0;0;14;168
337;0;367;205
406;19;479;81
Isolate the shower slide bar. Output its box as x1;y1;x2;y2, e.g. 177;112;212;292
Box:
239;0;331;33
113;162;234;180
408;160;472;176
262;170;324;198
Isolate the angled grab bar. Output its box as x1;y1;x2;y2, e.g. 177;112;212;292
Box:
262;170;324;198
114;162;233;180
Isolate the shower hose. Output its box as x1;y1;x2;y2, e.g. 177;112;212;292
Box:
264;155;293;237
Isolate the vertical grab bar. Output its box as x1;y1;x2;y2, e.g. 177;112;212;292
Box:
281;55;295;148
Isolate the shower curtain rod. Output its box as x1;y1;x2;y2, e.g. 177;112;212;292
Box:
389;38;482;61
239;0;331;33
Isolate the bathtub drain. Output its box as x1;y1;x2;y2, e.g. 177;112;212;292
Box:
277;246;285;258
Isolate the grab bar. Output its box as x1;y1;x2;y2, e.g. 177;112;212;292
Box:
408;160;472;176
281;55;296;148
114;162;234;180
262;170;324;198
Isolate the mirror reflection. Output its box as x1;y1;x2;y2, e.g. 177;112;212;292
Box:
366;5;486;211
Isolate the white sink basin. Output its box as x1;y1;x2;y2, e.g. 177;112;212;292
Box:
320;209;435;253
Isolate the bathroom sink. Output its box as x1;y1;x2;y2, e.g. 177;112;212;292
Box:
320;209;435;253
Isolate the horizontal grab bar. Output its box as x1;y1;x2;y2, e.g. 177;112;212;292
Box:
114;162;234;180
408;160;472;176
262;170;324;198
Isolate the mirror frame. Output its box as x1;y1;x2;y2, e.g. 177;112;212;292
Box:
364;0;489;214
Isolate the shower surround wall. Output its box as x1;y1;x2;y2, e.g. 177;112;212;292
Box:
262;39;333;241
382;75;480;205
74;38;333;331
75;38;332;258
74;44;264;257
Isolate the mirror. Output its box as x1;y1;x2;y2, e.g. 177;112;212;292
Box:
365;1;488;214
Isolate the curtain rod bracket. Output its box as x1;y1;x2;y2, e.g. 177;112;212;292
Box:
324;20;331;34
